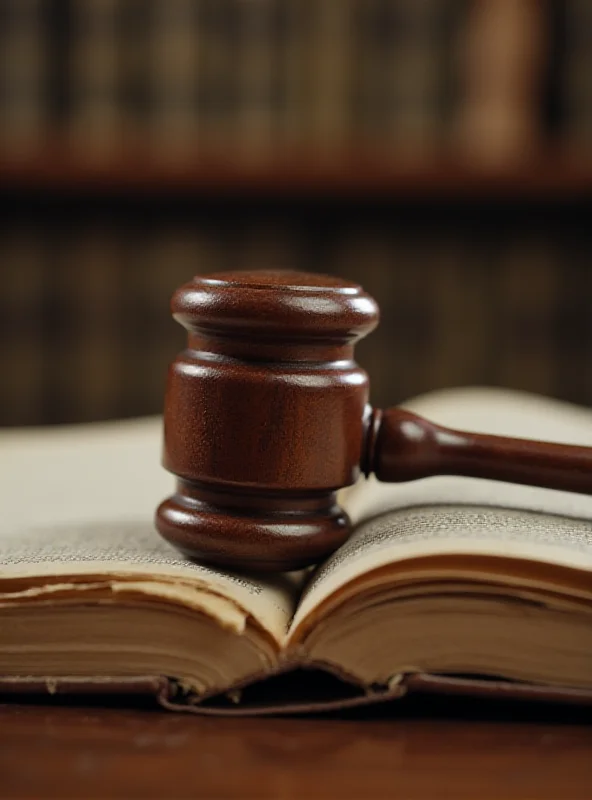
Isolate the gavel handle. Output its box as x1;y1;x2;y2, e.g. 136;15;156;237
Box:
365;407;592;494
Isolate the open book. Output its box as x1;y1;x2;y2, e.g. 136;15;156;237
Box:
1;387;591;714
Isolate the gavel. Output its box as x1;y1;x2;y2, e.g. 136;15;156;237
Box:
155;270;592;572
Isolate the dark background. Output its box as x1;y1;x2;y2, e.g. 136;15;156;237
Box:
1;0;591;426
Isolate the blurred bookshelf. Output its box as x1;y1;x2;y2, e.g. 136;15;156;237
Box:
2;0;592;427
2;0;592;200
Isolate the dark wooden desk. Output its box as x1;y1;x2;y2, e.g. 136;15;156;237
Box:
1;697;591;799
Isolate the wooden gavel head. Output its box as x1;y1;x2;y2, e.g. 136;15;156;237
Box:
156;269;592;572
156;270;379;572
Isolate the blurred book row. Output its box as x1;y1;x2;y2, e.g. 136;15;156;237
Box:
2;223;590;426
1;0;591;165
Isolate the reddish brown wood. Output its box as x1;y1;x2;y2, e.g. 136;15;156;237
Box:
366;406;592;492
2;703;591;800
156;269;592;571
156;270;379;571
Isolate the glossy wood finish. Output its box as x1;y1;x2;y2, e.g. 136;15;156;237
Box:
156;270;379;571
367;406;592;491
157;269;592;571
1;701;591;799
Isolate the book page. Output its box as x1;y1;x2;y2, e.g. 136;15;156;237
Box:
291;387;592;631
0;418;299;643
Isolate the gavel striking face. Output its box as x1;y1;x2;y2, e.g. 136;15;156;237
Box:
156;270;592;572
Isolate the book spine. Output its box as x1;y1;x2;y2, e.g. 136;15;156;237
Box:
384;0;446;159
0;0;46;154
0;229;46;425
426;232;492;394
456;0;546;166
54;228;123;422
494;236;558;398
115;0;151;152
439;0;468;155
554;230;592;402
148;0;200;159
564;0;592;151
231;223;299;274
231;0;277;161
194;0;213;153
350;0;455;159
331;230;401;404
123;228;214;412
67;0;120;155
203;0;235;154
349;0;380;151
305;0;351;155
275;0;307;152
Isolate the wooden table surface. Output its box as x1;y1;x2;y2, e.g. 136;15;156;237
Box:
1;696;591;799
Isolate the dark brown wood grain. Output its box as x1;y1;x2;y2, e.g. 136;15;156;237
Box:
1;702;591;800
156;269;592;572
